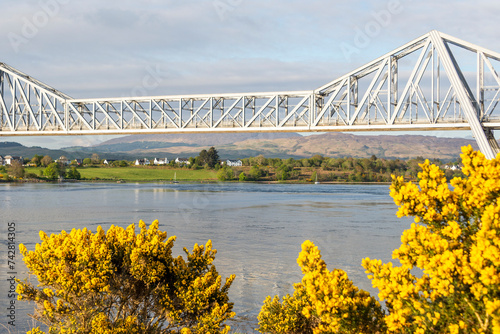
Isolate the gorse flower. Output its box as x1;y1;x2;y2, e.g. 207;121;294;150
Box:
258;240;385;334
259;145;500;334
17;220;235;334
364;145;500;333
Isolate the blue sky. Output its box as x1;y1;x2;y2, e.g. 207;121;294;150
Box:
1;0;498;148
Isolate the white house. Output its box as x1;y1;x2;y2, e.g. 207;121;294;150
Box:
225;159;242;167
56;156;70;165
444;164;461;171
154;158;169;165
135;158;150;165
4;155;22;165
103;159;117;165
175;158;190;165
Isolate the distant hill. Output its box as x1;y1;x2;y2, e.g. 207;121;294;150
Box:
0;141;133;161
67;132;478;161
0;142;23;148
95;133;300;147
0;142;73;160
1;132;481;161
229;132;477;160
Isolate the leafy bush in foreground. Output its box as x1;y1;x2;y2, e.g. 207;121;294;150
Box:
17;220;235;334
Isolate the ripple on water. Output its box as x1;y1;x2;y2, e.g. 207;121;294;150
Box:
0;182;409;332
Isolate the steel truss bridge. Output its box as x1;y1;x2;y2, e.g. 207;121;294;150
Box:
2;30;500;158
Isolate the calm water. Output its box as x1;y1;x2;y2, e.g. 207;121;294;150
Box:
0;182;410;333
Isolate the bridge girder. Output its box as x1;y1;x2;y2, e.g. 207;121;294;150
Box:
1;30;500;158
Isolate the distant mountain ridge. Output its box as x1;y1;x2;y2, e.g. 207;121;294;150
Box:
68;132;478;160
95;133;301;147
0;141;136;160
1;132;480;161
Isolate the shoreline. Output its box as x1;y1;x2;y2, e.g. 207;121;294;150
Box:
3;164;421;184
1;178;394;185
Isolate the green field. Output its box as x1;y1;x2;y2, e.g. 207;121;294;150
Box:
25;166;218;182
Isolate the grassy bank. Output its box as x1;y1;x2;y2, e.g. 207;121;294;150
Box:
23;163;428;183
25;166;218;182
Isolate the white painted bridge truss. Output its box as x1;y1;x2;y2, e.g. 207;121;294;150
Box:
2;30;500;158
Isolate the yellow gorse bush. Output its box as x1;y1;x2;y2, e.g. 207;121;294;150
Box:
17;220;235;334
259;145;500;334
258;241;385;334
364;145;500;333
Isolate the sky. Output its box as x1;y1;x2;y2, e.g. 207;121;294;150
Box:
1;0;499;148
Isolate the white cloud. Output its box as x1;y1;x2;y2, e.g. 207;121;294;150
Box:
0;0;498;148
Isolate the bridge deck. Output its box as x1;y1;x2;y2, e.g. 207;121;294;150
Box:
2;30;500;158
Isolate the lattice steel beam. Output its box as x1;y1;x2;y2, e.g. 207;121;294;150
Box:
1;31;500;158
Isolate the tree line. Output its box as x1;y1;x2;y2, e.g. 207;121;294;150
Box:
1;148;463;183
222;154;462;182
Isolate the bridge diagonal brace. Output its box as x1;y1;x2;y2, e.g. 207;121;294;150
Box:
244;96;275;128
279;95;311;127
314;79;347;126
182;98;210;128
67;103;93;131
482;53;500;87
43;92;66;130
152;100;179;128
0;90;14;131
435;86;453;119
262;103;278;125
213;97;242;128
123;100;149;129
374;95;389;122
349;59;388;125
361;72;390;124
480;53;500;119
95;102;121;130
14;77;40;130
430;31;498;159
414;85;433;123
228;98;251;127
390;40;431;124
484;90;500;119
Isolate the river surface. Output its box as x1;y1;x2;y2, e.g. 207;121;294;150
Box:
0;182;411;333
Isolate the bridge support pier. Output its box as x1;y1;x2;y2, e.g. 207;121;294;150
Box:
485;128;500;158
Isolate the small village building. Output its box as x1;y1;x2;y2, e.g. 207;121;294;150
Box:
154;158;169;165
73;159;84;166
444;164;461;171
103;159;117;165
56;156;70;165
175;158;190;165
224;159;242;167
135;158;150;166
4;155;23;165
